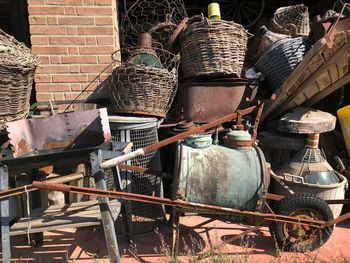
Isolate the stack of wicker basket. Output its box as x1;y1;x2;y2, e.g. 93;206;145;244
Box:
0;29;39;130
255;4;310;92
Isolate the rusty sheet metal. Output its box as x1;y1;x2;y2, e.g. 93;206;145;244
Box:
178;79;257;123
6;108;111;157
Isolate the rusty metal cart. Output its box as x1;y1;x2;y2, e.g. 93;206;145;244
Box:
2;103;350;262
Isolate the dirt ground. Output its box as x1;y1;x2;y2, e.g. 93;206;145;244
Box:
2;215;350;262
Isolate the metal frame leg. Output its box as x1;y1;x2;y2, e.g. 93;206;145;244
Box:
0;165;10;262
171;208;181;260
90;152;120;263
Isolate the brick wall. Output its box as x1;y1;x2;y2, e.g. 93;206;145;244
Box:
27;0;120;102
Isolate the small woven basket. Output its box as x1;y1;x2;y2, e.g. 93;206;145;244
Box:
256;25;290;59
109;47;179;118
180;16;248;78
0;29;39;130
255;37;309;92
270;4;310;36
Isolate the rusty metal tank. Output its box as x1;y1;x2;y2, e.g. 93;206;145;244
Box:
174;131;268;212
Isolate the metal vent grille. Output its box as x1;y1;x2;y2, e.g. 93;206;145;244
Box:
112;123;165;237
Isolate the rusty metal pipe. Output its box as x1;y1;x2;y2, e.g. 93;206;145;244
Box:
100;105;259;170
31;181;327;228
0;172;84;200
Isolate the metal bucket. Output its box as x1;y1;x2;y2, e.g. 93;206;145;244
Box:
174;142;268;213
177;79;257;123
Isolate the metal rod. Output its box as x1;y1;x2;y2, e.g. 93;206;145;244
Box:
0;172;84;200
100;105;259;169
31;181;327;228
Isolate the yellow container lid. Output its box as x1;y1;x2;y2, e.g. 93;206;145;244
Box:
208;2;221;20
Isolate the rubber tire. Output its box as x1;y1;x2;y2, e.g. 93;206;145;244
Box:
269;193;334;252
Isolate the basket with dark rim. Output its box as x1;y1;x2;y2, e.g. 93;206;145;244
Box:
0;29;39;130
270;4;310;36
255;36;310;92
179;15;248;78
109;47;179;118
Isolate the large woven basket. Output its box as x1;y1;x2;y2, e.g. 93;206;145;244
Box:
180;16;248;78
255;37;309;92
270;4;310;36
0;30;39;130
109;62;177;118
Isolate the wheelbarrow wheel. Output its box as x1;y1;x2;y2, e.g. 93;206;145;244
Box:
269;193;334;252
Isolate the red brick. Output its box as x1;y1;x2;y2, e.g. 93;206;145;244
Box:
83;0;94;5
31;36;49;45
76;7;112;16
36;65;69;74
32;46;68;54
52;74;87;83
50;36;86;45
47;0;82;5
35;74;51;83
79;45;114;54
65;6;76;15
70;65;80;73
29;16;46;25
47;17;58;25
65;92;91;100
97;36;114;45
85;37;96;45
58;17;94;25
28;6;65;15
80;64;108;73
95;0;111;6
98;55;112;64
30;25;66;35
27;0;45;4
66;27;78;35
36;93;53;101
71;83;82;91
62;56;96;64
53;93;65;100
95;17;112;25
50;56;61;64
78;26;113;35
87;73;108;81
38;55;50;64
36;83;71;92
68;46;79;54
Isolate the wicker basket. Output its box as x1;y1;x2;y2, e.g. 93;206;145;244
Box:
0;30;38;130
255;37;309;92
270;4;310;36
180;16;248;78
256;25;290;59
109;63;177;117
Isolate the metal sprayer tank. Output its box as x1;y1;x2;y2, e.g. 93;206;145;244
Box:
174;129;269;212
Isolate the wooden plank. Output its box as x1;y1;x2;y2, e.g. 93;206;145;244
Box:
10;200;121;236
270;39;350;119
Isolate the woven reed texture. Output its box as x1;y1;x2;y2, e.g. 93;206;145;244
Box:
257;26;290;59
0;29;39;130
109;62;177;117
180;16;248;78
255;37;309;92
270;4;310;36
